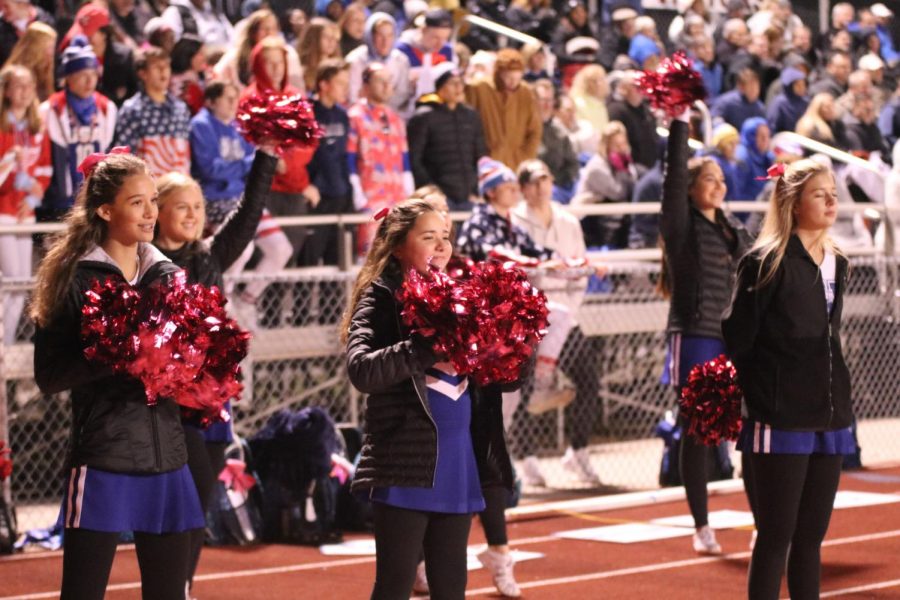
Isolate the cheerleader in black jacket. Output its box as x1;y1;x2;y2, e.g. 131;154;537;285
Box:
723;158;854;600
660;111;752;554
342;198;519;600
31;150;204;600
153;145;277;592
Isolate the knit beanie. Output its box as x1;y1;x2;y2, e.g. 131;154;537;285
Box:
478;157;517;197
61;36;99;77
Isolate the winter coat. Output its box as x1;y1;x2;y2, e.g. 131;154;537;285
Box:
407;95;486;209
606;98;659;169
734;117;775;202
465;79;542;170
189;107;255;201
710;89;765;131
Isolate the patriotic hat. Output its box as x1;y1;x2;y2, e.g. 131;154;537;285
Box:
61;36;99;77
478;156;517;197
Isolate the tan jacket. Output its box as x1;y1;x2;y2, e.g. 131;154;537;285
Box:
465;80;542;170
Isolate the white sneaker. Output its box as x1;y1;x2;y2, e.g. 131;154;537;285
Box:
477;549;522;598
520;455;546;487
412;560;429;595
692;525;723;555
561;446;601;485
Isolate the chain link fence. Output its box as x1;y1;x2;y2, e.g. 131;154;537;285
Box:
2;217;900;531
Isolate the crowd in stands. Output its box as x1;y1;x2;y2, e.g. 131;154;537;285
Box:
2;0;900;339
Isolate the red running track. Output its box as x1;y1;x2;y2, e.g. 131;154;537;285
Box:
2;466;899;599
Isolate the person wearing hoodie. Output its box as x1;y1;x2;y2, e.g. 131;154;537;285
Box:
766;67;810;134
241;35;319;262
734;117;775;201
627;32;662;70
395;8;456;120
407;63;486;211
346;12;411;116
710;68;765;130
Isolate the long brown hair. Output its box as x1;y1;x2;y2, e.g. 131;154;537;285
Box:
5;21;57;102
753;158;843;287
657;155;720;298
238;9;278;85
0;66;42;134
297;17;340;91
30;153;151;327
340;198;440;343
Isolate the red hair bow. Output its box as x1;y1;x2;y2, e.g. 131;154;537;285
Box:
756;162;786;181
77;146;132;178
373;207;390;221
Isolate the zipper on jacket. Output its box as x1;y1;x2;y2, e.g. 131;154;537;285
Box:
150;405;162;471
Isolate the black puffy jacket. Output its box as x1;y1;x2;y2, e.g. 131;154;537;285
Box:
158;151;277;289
661;120;752;340
346;262;515;493
723;236;852;431
34;246;188;473
407;96;487;210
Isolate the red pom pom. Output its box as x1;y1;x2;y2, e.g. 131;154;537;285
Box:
398;261;549;386
679;355;742;446
81;272;250;424
236;92;323;148
636;52;707;118
0;441;12;481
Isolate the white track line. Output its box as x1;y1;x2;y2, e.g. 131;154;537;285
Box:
818;578;900;597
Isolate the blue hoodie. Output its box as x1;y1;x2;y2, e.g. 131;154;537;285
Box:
189;107;255;202
766;68;810;134
734;117;775;201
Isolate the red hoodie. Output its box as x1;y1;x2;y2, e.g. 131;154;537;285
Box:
241;40;317;194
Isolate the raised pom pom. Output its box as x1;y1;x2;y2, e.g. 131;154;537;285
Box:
236;93;323;148
636;52;707;118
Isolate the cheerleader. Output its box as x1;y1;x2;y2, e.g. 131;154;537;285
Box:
659;110;752;554
30;150;204;600
724;158;853;599
153;144;278;592
0;65;51;346
342;198;519;600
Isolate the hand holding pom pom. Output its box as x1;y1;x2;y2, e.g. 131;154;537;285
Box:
236;93;323;148
636;52;707;118
679;355;743;446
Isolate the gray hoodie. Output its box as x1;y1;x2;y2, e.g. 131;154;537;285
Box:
345;12;411;114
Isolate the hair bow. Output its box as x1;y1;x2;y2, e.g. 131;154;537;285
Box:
756;162;786;181
77;146;132;178
373;207;390;221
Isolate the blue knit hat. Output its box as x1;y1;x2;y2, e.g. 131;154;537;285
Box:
478;157;517;197
61;36;99;77
628;34;661;68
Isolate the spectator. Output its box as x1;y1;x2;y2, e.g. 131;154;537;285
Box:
747;0;802;47
213;9;304;92
114;46;191;177
144;16;176;53
606;70;658;169
305;59;352;267
878;80;900;147
550;0;598;66
522;40;555;85
820;1;855;52
108;0;154;49
837;69;875;116
668;0;714;48
629;150;664;248
4;21;56;102
767;66;809;133
346;12;410;115
598;5;638;71
790;24;819;68
843;92;891;158
556;94;598;160
347;63;413;253
716;18;750;78
0;65;51;345
512;158;602;484
627;33;661;70
395;8;456;120
40;38;117;221
796;92;849;148
505;0;556;43
241;36;318;262
532;79;579;203
60;3;139;107
573;120;642;248
726;32;777;93
169;34;206;115
569;64;609;138
188;80;292;309
337;1;365;57
708;123;740;200
466;48;542;170
161;0;234;48
734;117;774;201
673;13;709;52
689;34;723;98
865;2;899;66
858;53;890;112
297;17;340;93
407;63;485;211
809;51;851;99
0;0;53;66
